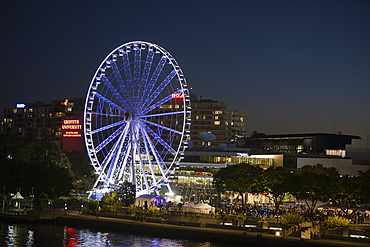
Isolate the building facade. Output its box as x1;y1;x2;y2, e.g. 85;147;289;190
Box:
1;98;85;152
243;133;360;156
189;94;247;149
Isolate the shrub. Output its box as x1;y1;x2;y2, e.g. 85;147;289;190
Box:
281;213;304;227
101;205;112;213
88;200;99;212
128;204;138;215
147;206;160;216
236;214;246;222
112;200;124;214
323;216;350;231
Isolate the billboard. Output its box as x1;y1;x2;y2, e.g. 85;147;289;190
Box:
62;117;84;153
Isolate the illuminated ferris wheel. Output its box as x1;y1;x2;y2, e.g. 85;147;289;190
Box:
84;41;191;199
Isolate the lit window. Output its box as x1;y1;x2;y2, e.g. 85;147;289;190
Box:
175;105;179;109
215;116;218;120
196;116;199;120
215;111;222;114
203;116;206;120
214;121;220;125
13;109;17;113
240;117;243;122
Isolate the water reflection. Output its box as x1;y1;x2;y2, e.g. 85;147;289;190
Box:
1;222;233;246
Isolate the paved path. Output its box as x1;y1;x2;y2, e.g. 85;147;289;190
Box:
61;211;370;247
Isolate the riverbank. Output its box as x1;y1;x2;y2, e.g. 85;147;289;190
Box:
56;211;370;247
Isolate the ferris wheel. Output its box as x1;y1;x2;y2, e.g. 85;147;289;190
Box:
84;41;191;199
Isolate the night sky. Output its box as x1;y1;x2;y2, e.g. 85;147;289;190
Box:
1;0;369;139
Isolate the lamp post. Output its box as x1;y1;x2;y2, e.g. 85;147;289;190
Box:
2;186;5;214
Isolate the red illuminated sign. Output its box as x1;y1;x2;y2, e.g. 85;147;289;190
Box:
171;93;185;103
62;119;82;138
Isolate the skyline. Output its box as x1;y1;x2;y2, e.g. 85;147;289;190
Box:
1;0;369;139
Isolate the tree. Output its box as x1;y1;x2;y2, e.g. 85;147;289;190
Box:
332;172;370;217
251;130;266;138
213;163;263;212
64;151;95;195
291;164;339;219
0;136;73;201
114;181;136;206
263;166;293;221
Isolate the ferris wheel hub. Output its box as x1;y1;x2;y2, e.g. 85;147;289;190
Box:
125;112;133;122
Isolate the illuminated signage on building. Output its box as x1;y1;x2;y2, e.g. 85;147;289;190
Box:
62;119;82;137
16;103;26;108
171;93;185;103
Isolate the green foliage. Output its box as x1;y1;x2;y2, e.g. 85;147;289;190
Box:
332;173;370;216
114;181;136;206
100;205;112;213
291;164;339;218
323;216;351;231
0;135;73;200
262;166;293;214
64;151;95;195
281;213;304;227
128;204;138;214
146;206;160;216
88;200;99;212
213;163;263;194
111;200;124;214
236;214;246;221
100;192;117;205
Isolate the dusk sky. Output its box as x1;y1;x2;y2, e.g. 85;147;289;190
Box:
1;0;369;139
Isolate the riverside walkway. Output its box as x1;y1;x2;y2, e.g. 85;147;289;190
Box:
57;211;370;247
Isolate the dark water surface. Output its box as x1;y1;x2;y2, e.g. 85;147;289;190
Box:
0;221;236;247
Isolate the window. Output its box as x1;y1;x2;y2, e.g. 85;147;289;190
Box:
196;116;199;120
215;111;222;114
214;121;220;125
215;116;218;120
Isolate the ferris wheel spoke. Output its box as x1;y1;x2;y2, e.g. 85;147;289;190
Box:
143;124;177;156
134;133;150;193
89;120;126;135
91;112;123;118
141;119;182;135
141;131;158;188
142;69;177;111
140;55;168;109
132;44;141;106
101;76;131;111
100;123;130;176
142;128;168;181
94;92;126;113
138;46;154;104
117;139;132;183
140;88;184;115
111;60;134;110
94;124;125;153
92;128;126;189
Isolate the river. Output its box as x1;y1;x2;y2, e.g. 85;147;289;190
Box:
0;221;236;247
